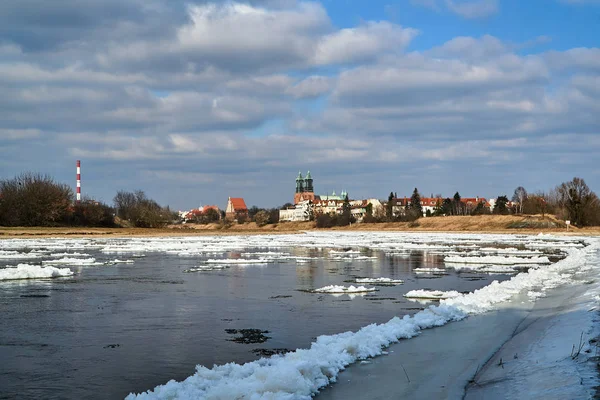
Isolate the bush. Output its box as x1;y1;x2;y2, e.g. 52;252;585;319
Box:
254;210;270;227
316;213;336;228
113;190;173;228
0;173;73;226
71;200;115;227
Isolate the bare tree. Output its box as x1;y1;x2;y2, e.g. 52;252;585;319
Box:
556;177;599;226
512;186;528;214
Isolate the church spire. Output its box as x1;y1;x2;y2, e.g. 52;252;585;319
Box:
304;171;313;193
295;171;304;193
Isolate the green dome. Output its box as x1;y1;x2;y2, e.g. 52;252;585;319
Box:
296;171;303;181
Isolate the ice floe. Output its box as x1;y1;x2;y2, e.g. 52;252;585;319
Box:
445;255;550;265
0;264;74;280
313;285;377;294
404;290;463;300
355;277;404;285
0;250;41;260
42;257;102;265
413;268;448;274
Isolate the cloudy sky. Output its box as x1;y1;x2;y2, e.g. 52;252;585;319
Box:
1;0;599;210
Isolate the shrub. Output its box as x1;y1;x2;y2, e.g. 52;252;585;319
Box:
0;173;73;226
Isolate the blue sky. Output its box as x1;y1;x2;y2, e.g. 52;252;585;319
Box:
0;0;599;210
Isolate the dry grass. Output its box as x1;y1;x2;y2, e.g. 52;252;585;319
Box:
1;215;599;238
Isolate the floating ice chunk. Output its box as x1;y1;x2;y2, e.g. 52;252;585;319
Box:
355;277;404;285
329;249;362;255
184;265;228;272
413;268;448;274
205;258;273;265
110;259;135;264
313;285;377;294
0;264;74;280
404;290;463;300
0;251;41;259
330;255;377;262
49;252;91;258
445;255;550;265
42;257;101;265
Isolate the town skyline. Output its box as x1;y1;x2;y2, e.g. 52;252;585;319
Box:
1;0;599;210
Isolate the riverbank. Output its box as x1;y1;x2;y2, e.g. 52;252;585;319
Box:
1;215;599;238
318;277;600;399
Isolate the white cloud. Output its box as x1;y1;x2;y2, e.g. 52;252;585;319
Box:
314;22;418;65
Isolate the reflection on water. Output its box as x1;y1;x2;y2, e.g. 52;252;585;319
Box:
1;245;514;400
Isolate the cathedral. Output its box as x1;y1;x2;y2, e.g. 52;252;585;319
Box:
294;171;316;204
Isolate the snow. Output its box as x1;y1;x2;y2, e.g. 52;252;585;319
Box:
355;278;404;285
0;264;74;280
445;255;550;265
404;290;463;300
313;285;377;294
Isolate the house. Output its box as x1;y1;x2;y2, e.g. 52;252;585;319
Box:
225;197;248;220
391;196;491;217
279;200;312;222
180;205;221;223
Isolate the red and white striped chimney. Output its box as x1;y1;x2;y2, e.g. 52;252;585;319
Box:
76;160;81;203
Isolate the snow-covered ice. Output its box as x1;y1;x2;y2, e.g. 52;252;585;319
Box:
445;255;550;265
0;264;74;280
42;257;101;265
404;289;463;300
355;278;404;285
313;285;377;294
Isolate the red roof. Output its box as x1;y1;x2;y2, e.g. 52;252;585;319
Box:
229;197;247;211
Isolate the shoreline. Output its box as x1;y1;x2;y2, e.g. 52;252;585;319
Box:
0;225;598;239
318;279;599;400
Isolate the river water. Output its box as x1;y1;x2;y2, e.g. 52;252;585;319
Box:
0;232;569;399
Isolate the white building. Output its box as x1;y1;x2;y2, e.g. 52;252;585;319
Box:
279;200;312;222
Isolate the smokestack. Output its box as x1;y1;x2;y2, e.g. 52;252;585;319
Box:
76;160;81;203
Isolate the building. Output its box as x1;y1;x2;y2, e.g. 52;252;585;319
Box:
392;196;491;217
280;200;312;222
225;197;248;220
180;205;221;223
349;199;383;222
294;171;316;204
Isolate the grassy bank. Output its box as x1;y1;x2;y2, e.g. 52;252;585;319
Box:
1;215;598;238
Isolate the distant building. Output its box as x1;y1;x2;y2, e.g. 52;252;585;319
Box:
393;196;491;216
294;171;316;204
225;197;248;220
279;200;312;222
179;205;221;223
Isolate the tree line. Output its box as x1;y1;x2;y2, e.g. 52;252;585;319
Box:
374;177;600;227
0;173;175;228
1;173;598;228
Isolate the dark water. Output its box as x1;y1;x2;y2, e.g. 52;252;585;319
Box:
0;247;511;399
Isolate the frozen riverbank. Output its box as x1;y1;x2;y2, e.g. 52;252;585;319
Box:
318;278;599;399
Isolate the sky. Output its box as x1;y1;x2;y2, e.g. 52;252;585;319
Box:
1;0;599;210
